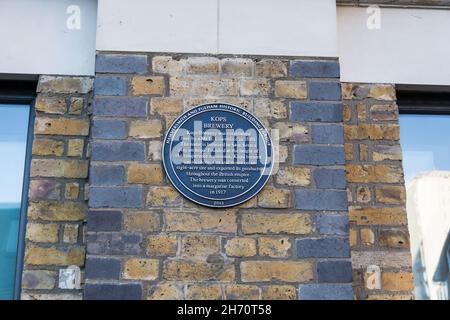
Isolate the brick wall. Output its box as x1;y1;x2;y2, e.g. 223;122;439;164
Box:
84;53;353;300
342;83;414;300
21;76;93;299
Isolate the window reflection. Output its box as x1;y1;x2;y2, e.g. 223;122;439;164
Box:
0;104;30;300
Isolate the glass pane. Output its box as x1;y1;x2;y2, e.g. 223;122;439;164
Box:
400;115;450;183
400;114;450;300
0;104;30;300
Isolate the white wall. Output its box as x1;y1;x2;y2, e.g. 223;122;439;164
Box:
0;0;97;76
338;7;450;85
96;0;338;57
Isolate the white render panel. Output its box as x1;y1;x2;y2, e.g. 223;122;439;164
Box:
96;0;339;57
96;0;218;54
218;0;338;57
338;7;450;85
0;0;97;76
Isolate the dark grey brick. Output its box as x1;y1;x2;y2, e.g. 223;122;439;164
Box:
87;233;142;255
290;60;340;78
296;237;350;258
316;214;349;236
295;190;347;211
317;260;353;283
91;141;145;161
93;97;148;117
293;145;345;165
94;76;127;96
87;210;122;232
89;186;143;208
85;283;142;300
290;102;343;122
299;284;353;300
85;257;121;280
96;54;148;74
92;120;126;139
314;169;346;189
311;124;344;144
90;165;125;186
309;81;341;101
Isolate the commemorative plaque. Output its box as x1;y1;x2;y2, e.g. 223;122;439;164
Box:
162;103;273;208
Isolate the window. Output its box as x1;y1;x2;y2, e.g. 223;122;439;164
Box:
0;79;35;300
399;86;450;300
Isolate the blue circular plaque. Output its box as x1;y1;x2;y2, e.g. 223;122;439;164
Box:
162;103;273;208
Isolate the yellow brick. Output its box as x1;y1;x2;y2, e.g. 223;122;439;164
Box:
225;285;260;300
379;229;410;249
347;164;403;183
261;285;296;300
124;212;160;232
68;97;84;115
240;261;313;282
150;98;183;115
257;186;291;208
34;118;89;136
275;167;310;186
185;57;219;74
67;139;84;157
349;227;358;247
254;98;287;119
32;139;64;156
242;213;311;235
375;186;406;204
369;85;396;101
127;163;164;184
148;282;184;300
31;159;88;178
64;182;79;200
63;224;79;244
240;79;270;96
35;97;66;114
146;186;181;207
123;259;159;280
221;58;253;76
146;234;177;256
258;237;291;258
131;76;165;95
360;228;375;246
225;238;257;257
25;246;85;266
28;201;86;221
349;207;407;225
170;76;238;96
181;235;219;258
256;59;287;78
186;285;223;300
356;186;371;203
382;272;414;291
163;260;235;281
343;104;352;122
26;223;59;243
344;124;400;141
165;210;237;233
344;143;353;161
274;81;307;99
152;56;183;76
129;120;162;138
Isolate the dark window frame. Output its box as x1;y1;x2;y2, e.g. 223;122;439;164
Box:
0;79;36;300
397;85;450;115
